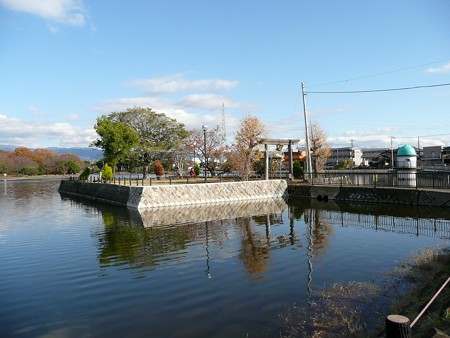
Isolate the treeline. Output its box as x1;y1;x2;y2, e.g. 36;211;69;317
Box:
0;147;87;176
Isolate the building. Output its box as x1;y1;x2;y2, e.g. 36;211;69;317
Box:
325;147;362;169
361;148;393;168
396;144;417;187
443;146;450;166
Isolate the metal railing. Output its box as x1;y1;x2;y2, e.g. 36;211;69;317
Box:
307;171;450;189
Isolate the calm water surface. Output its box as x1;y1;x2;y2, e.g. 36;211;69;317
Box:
1;179;449;337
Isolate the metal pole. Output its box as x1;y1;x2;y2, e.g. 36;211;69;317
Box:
202;125;208;183
265;143;269;180
302;82;313;180
390;136;396;168
288;140;293;180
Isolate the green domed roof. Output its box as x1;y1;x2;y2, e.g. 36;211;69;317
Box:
397;144;416;156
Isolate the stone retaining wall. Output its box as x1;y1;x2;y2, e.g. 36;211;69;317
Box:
59;180;450;209
59;179;288;209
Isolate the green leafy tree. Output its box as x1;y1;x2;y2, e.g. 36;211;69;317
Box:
66;160;81;174
102;163;113;181
107;107;188;175
91;116;139;172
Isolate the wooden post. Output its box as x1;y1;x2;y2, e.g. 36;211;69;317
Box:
385;314;411;338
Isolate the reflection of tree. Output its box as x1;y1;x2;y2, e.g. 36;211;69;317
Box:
312;209;333;256
238;218;270;280
98;212;191;269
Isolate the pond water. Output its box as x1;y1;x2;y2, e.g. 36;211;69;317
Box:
1;179;449;337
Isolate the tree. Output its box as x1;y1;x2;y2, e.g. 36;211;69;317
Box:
66;160;82;174
309;121;331;176
107;107;188;173
228;115;267;180
79;167;91;181
102;163;113;181
171;144;188;177
91;116;139;172
187;125;225;177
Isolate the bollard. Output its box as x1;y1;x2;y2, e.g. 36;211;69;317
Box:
385;314;411;338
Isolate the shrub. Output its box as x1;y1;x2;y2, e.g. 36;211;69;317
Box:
101;163;113;181
293;160;304;179
194;164;200;176
79;167;91;181
154;160;164;178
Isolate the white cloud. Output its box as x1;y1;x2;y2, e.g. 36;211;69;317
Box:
426;62;450;74
126;74;239;94
176;94;241;110
0;0;87;27
0;114;96;148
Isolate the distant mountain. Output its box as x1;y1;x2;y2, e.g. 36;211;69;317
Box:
47;147;103;161
0;145;103;162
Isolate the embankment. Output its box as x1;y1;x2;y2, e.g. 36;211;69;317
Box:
59;180;450;208
58;179;288;209
287;184;450;207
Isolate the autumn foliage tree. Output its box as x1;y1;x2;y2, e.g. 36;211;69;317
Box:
228;115;267;180
0;148;85;175
309;121;331;176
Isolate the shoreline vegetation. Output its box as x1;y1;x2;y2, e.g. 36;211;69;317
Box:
378;247;450;338
278;247;450;337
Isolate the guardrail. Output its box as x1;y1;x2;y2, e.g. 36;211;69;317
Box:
307;171;450;189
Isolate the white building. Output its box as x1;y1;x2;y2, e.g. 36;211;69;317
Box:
325;147;363;169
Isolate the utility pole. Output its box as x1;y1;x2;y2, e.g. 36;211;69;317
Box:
390;136;396;168
301;82;313;180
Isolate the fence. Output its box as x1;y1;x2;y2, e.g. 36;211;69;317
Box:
308;171;450;189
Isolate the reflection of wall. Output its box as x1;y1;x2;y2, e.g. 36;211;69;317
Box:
135;199;288;227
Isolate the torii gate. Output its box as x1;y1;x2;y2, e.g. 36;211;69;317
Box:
259;138;300;180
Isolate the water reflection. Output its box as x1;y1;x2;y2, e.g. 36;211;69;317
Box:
60;194;450;286
135;199;288;226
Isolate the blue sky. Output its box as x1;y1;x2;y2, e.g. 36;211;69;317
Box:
0;0;449;150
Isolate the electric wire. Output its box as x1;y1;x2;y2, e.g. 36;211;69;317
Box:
308;58;450;88
306;82;450;94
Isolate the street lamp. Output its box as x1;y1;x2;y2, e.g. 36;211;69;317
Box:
202;125;208;183
193;141;197;167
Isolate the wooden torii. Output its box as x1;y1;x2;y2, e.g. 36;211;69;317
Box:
259;138;300;180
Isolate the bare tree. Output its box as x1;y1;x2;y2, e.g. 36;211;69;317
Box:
309;121;331;176
188;126;225;177
229;115;267;180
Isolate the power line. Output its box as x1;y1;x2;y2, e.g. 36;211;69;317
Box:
307;82;450;94
308;58;450;88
